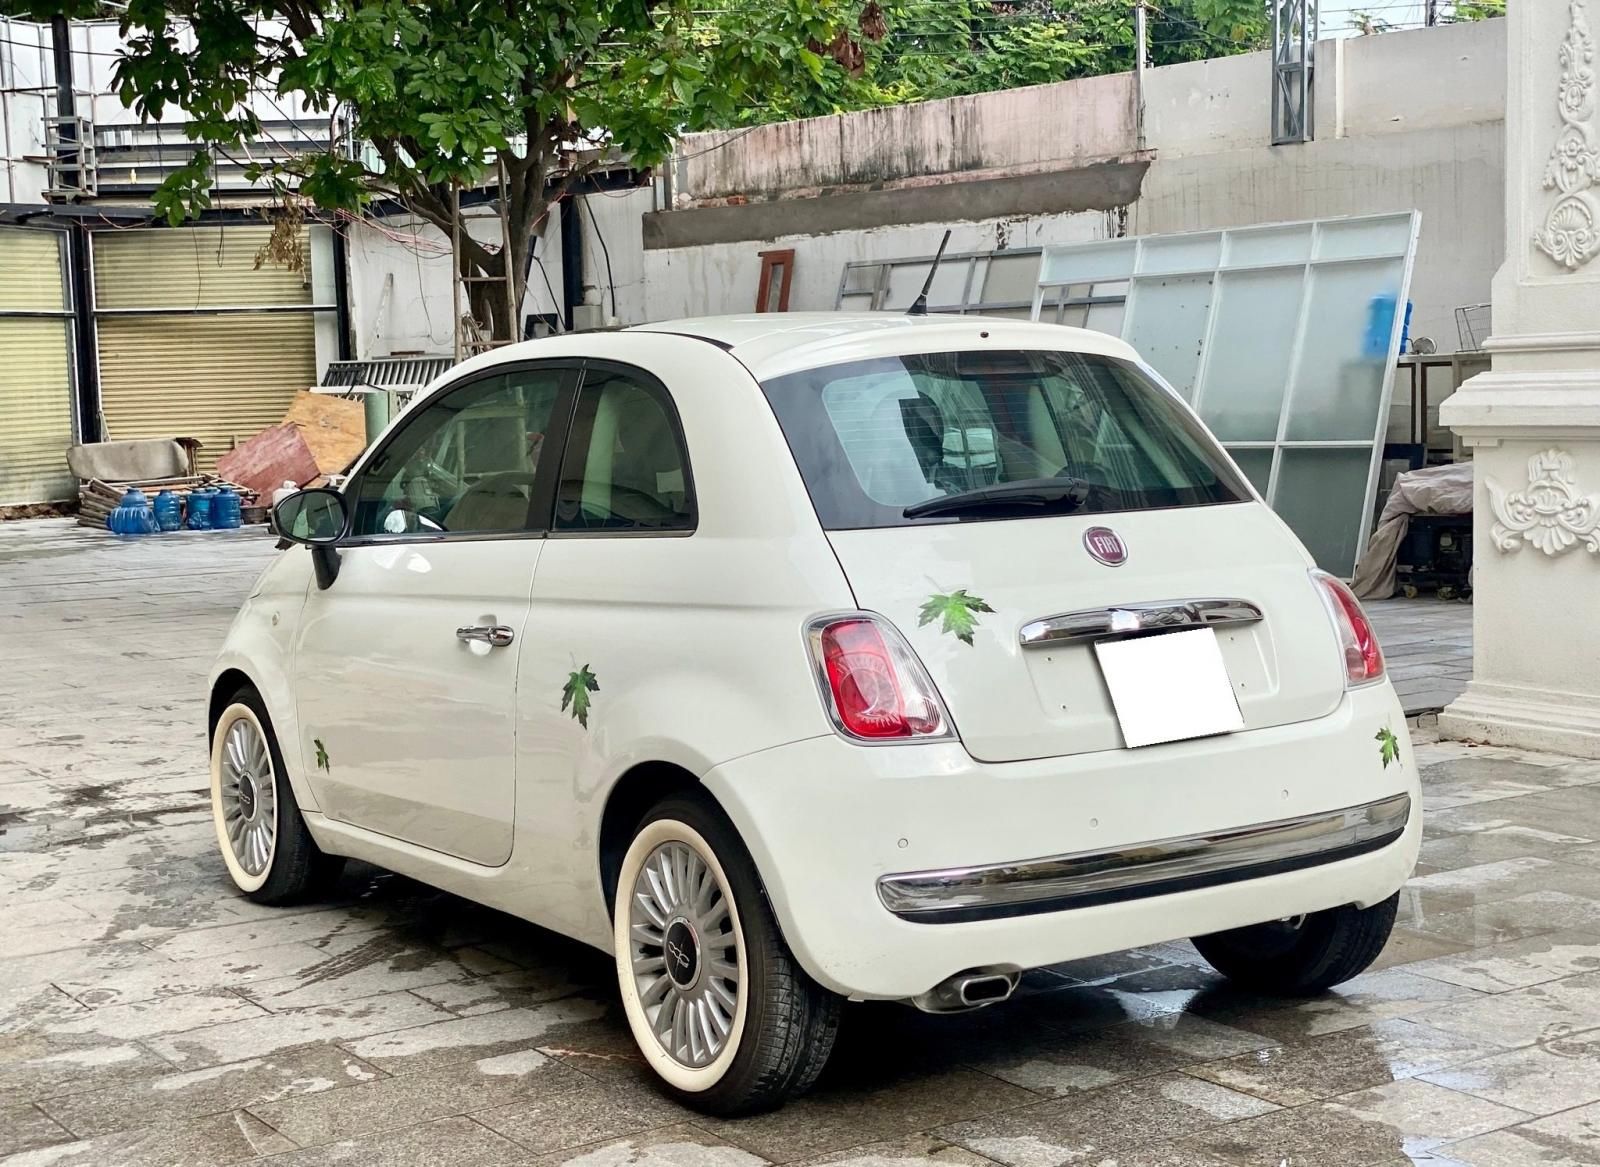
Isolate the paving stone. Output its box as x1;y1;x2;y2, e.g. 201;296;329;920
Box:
936;1073;1279;1166
1403;929;1600;992
229;1114;524;1166
470;1079;692;1156
1183;1018;1499;1106
0;1102;71;1158
0;1109;295;1166
1402;889;1600;947
36;988;269;1045
1409;970;1600;1048
702;1068;1042;1163
1447;1100;1600;1167
144;991;450;1068
0;1043;178;1109
54;940;341;1008
35;1043;382;1139
784;1132;1006;1166
1178;1079;1529;1167
337;996;610;1076
248;1047;589;1146
1418;1031;1600;1115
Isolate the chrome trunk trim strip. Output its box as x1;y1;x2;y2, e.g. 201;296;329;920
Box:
1019;598;1265;648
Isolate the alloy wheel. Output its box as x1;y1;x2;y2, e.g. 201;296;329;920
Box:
217;715;277;876
627;839;742;1068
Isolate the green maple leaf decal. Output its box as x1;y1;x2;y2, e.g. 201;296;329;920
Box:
313;738;329;772
918;589;996;646
1376;726;1400;769
562;665;600;728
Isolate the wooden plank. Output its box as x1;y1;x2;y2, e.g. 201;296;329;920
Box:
215;424;320;497
282;390;367;476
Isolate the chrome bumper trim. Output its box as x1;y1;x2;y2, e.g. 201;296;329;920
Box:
878;793;1412;924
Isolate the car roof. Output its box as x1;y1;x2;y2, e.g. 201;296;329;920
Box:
629;312;1141;381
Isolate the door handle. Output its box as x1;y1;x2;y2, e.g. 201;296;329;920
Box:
456;624;515;648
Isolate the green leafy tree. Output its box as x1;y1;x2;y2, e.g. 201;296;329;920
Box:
1447;1;1505;22
6;0;884;340
827;0;1268;109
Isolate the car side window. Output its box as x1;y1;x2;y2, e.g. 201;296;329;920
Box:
348;367;566;538
552;367;694;533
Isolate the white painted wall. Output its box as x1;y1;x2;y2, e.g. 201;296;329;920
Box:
344;188;654;359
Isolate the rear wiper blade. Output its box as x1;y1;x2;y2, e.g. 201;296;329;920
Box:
903;477;1091;519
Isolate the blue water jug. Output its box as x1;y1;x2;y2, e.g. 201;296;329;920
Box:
186;488;215;530
212;487;242;530
152;489;181;532
108;488;157;536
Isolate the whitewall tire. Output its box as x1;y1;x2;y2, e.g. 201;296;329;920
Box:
613;793;841;1115
208;687;343;905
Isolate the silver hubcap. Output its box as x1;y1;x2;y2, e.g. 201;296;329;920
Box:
219;717;276;876
628;840;741;1068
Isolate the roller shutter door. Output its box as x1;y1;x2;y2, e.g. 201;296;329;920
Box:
93;226;317;471
0;227;76;506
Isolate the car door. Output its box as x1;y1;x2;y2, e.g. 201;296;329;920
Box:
292;361;577;866
514;361;700;928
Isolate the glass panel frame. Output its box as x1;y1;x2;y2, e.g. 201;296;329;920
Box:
1032;212;1421;577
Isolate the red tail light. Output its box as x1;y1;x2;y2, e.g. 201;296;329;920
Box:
807;616;951;742
1312;571;1385;686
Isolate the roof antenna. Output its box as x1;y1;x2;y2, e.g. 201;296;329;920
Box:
906;230;952;316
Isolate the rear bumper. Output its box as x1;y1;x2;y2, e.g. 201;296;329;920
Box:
703;682;1418;1000
877;793;1411;924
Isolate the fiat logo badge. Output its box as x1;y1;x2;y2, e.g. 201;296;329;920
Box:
1083;526;1128;567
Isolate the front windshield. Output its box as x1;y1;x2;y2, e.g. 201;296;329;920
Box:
760;349;1248;529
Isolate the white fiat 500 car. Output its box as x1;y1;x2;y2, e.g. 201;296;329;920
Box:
212;313;1418;1115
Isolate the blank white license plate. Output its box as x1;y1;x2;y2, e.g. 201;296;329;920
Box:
1093;627;1245;748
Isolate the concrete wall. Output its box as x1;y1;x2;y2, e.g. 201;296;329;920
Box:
638;19;1507;352
677;72;1135;202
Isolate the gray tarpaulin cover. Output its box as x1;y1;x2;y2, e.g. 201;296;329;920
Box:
1352;462;1474;599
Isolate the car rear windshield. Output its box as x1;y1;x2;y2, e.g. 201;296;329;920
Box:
759;349;1249;529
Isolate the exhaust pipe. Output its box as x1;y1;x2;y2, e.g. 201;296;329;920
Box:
910;967;1020;1014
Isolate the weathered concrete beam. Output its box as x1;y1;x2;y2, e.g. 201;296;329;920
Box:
643;159;1150;250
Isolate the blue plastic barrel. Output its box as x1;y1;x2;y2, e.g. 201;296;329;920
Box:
186;488;215;530
108;488;156;536
211;487;242;530
152;489;181;532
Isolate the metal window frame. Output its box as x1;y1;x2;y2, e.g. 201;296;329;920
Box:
0;222;82;447
835;245;1128;319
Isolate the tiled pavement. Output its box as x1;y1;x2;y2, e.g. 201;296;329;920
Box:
4;519;1599;1167
1366;599;1474;717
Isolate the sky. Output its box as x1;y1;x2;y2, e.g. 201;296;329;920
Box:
1319;3;1443;38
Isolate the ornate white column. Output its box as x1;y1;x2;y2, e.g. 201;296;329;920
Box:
1440;0;1600;756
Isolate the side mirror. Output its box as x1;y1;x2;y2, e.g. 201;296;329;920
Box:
272;489;348;590
273;488;347;545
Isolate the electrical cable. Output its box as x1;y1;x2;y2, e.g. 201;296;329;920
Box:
576;191;616;320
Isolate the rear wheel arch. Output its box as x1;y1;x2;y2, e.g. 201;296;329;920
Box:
600;761;724;919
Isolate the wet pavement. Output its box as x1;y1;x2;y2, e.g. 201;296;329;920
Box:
1365;600;1473;717
2;519;1597;1167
